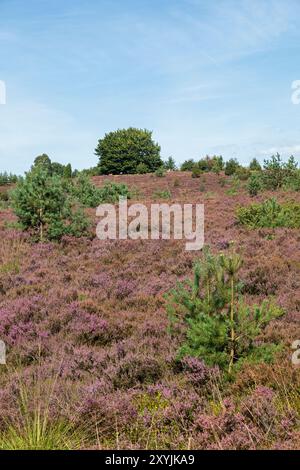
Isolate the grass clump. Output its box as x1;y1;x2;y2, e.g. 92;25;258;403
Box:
0;370;87;450
0;419;82;450
153;189;171;200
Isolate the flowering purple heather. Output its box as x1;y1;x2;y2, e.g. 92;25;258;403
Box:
0;172;298;449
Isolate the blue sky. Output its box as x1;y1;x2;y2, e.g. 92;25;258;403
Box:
0;0;300;174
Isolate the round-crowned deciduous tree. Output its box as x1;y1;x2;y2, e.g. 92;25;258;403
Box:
32;154;52;174
95;128;162;175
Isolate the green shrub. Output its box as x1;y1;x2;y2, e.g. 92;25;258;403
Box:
166;248;283;374
191;166;202;178
11;167;90;241
218;177;227;187
236;167;251;181
0;190;9;202
226;188;238;197
63;163;72;179
249;158;262;171
198;157;212;172
70;174;102;207
263;154;298;190
32;154;73;179
203;191;215;199
247;172;263;196
211;156;224;174
71;175;130;207
197;155;223;173
78;166;99;177
236;198;300;229
180;159;195;171
0;172;19;185
153;189;171;199
136;163;149;174
226;175;240;196
155;166;166;177
284;169;300;191
163;156;176;171
225;158;240;176
98;181;131;203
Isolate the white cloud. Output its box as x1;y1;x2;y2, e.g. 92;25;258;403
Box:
0;100;95;173
260;145;300;157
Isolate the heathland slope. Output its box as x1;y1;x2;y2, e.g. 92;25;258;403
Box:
0;172;299;449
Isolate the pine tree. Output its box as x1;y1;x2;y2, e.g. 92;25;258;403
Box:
11;166;89;241
166;247;283;374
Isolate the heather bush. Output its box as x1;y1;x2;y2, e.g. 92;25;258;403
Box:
166;247;284;374
204;397;292;448
111;353;164;389
0;169;298;450
236;198;300;229
57;346;110;381
242;265;278;296
194;399;259;449
70;311;111;346
193;384;299;450
181;357;219;387
115;278;138;299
